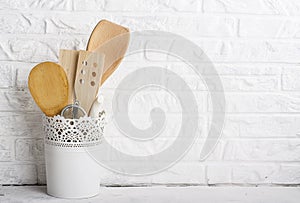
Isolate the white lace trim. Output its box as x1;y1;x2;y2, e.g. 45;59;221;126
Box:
42;114;105;148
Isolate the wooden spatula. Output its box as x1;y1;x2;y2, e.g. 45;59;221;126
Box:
74;51;105;114
28;62;69;117
58;49;79;104
86;19;129;85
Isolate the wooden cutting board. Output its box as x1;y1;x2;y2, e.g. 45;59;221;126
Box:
86;19;129;85
28;62;69;117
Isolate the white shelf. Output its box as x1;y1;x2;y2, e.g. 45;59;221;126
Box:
0;186;299;203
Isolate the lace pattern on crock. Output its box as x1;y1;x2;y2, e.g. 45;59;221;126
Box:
42;114;105;148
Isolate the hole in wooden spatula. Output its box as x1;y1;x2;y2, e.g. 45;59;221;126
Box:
91;81;95;86
93;62;97;67
81;69;86;75
92;72;96;77
82;61;88;66
80;79;84;84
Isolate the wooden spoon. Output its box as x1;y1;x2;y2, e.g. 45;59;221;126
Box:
28;62;69;117
74;50;105;114
86;19;129;85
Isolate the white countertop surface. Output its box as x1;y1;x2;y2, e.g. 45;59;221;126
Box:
0;186;299;203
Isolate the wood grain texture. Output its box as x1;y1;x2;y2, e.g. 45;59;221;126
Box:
58;49;79;104
28;62;69;117
86;19;129;85
74;51;104;114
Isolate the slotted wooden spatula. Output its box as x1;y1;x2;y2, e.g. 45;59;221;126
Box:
86;19;129;85
28;62;69;117
74;51;105;114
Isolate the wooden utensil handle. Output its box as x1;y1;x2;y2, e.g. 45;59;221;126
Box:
58;49;79;104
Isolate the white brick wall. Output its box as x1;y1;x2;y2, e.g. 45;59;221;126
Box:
0;0;299;186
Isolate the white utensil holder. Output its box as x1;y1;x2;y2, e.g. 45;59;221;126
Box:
42;115;105;199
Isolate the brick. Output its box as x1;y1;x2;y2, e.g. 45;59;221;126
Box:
201;39;300;63
148;16;234;37
232;164;300;184
15;138;44;161
0;137;13;161
282;67;300;91
45;14;98;35
153;16;236;37
0;12;235;37
0;36;86;62
145;38;300;63
272;164;300;184
98;162;205;186
207;164;300;185
101;88;207;113
204;64;281;76
207;164;232;184
223;115;300;138
204;0;300;16
210;93;300;113
102;117;207;161
165;63;280;77
151;162;206;184
99;62;159;90
223;139;300;161
164;74;278;91
165;75;206;91
0;64;14;88
0;112;42;137
4;31;287;66
0;89;39;112
203;0;285;15
15;62;35;88
0;0;72;10
73;0;106;11
104;0;200;12
98;122;206;162
37;164;46;185
173;138;224;162
44;14;236;37
2;12;97;35
205;76;279;91
282;0;300;16
239;17;300;38
0;164;37;184
71;0;201;12
0;13;45;34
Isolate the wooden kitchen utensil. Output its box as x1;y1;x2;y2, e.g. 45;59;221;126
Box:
86;19;129;85
28;62;69;117
74;50;105;114
58;49;79;104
